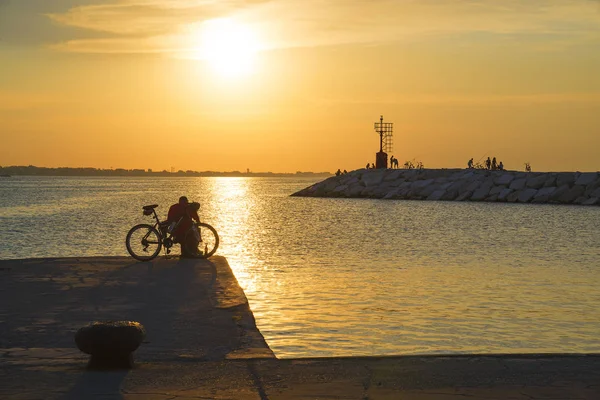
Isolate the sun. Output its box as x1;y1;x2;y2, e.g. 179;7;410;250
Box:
196;18;260;78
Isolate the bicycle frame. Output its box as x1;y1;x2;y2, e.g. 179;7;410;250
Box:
144;207;194;247
142;208;176;249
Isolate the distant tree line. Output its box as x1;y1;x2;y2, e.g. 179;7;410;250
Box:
0;165;332;178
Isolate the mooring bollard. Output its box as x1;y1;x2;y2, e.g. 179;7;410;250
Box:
75;321;146;369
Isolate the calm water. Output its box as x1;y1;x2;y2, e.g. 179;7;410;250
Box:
1;176;599;358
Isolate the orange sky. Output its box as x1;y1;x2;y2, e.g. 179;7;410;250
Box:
1;0;600;172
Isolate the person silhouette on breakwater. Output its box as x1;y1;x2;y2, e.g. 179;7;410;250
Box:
467;158;474;168
168;196;200;258
485;157;492;170
371;163;375;169
492;157;498;170
365;163;370;169
336;169;342;176
498;161;504;171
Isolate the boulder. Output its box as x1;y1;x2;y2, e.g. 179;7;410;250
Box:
465;180;483;193
585;181;600;196
333;184;348;194
371;184;397;198
438;182;453;190
543;174;557;188
484;194;499;202
412;179;435;189
556;172;577;187
324;177;342;189
383;189;400;199
344;177;360;186
509;178;527;191
526;174;547;189
532;187;556;203
441;188;460;201
458;171;476;180
518;188;538;203
489;185;506;196
403;169;420;182
590;187;600;198
361;171;386;186
418;184;439;198
446;180;469;193
395;187;412;199
427;190;447;201
497;188;513;201
549;184;570;202
480;179;495;191
494;173;514;186
383;169;405;182
574;196;589;205
455;191;474;201
75;321;146;369
555;185;586;204
360;187;375;197
582;197;600;206
574;172;598;186
506;191;521;203
471;187;490;201
387;179;406;187
347;183;364;197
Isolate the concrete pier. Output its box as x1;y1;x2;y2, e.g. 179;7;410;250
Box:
1;256;599;399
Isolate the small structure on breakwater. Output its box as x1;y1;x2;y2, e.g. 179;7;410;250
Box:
373;115;394;169
291;168;600;206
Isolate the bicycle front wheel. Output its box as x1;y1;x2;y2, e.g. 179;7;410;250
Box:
126;224;162;261
184;223;219;259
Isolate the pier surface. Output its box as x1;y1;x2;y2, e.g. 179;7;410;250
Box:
1;257;599;399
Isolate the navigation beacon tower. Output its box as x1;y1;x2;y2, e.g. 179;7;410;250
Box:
374;115;393;169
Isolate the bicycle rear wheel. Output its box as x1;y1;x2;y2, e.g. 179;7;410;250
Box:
126;224;162;261
184;223;219;259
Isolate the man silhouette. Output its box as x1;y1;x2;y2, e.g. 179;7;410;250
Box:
168;196;200;257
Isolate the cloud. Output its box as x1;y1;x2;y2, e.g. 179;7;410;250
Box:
45;0;600;54
313;93;600;107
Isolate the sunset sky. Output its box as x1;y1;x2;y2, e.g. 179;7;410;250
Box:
1;0;599;173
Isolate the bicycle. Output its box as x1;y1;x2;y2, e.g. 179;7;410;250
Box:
125;203;219;261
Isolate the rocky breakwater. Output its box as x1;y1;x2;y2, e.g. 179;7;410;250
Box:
292;168;600;206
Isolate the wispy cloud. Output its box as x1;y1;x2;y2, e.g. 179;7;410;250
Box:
313;93;600;107
46;0;600;54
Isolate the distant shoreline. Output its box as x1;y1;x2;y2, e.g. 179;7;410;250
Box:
0;165;332;178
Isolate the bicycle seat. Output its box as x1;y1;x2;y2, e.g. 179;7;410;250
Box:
143;204;158;210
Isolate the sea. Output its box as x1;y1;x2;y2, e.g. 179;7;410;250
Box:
1;175;599;358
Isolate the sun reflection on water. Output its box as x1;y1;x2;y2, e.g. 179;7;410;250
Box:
199;177;260;295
